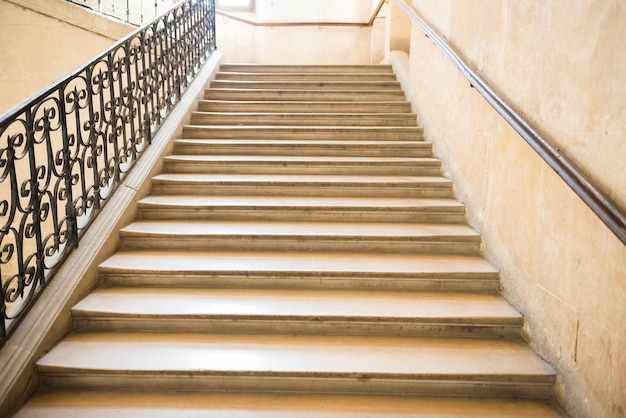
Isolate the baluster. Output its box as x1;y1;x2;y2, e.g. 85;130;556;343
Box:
25;109;45;295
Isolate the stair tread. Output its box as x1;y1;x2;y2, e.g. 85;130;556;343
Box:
209;81;402;89
99;251;497;275
204;89;407;102
15;391;563;418
175;139;426;146
37;332;554;379
216;71;398;76
184;124;420;130
191;112;414;117
198;99;410;105
72;288;520;323
164;155;438;164
138;195;464;210
189;113;417;126
182;126;422;140
218;64;394;72
205;88;405;94
214;76;399;83
120;221;480;239
153;173;449;183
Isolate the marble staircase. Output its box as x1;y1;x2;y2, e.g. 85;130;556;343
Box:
14;64;562;417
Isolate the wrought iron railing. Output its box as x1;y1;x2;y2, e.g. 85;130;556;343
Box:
68;0;178;26
0;0;216;345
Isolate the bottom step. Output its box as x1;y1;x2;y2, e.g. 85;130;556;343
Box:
15;391;562;418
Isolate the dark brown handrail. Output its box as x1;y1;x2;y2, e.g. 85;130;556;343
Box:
393;0;626;245
216;0;386;27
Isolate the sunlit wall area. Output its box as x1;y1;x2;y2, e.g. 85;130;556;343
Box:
216;0;386;64
0;0;132;115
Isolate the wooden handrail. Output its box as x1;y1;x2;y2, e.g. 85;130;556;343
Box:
368;0;387;26
216;0;386;27
392;0;626;245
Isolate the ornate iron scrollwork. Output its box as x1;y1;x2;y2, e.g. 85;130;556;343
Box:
0;0;216;344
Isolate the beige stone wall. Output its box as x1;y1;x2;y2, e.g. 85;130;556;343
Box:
370;0;387;64
216;0;378;64
0;0;131;115
385;1;411;60
397;1;626;417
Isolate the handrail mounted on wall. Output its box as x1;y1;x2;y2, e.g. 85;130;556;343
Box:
393;0;625;245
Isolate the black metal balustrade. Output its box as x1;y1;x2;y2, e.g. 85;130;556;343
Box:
69;0;178;26
0;0;216;345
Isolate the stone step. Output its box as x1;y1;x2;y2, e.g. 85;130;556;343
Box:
197;100;412;113
118;221;481;254
182;126;423;140
137;195;466;223
150;174;454;198
215;72;398;82
162;155;441;176
219;64;394;73
99;251;500;292
72;288;522;338
173;139;432;157
36;332;556;398
14;391;563;418
204;89;406;102
209;80;403;91
189;112;417;126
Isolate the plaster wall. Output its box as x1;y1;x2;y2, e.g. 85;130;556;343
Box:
0;0;131;115
386;1;411;59
401;1;626;417
216;0;378;64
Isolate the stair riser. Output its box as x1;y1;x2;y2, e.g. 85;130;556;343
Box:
182;127;422;141
189;115;417;127
173;144;432;158
151;184;454;198
163;163;441;176
204;90;406;102
219;65;394;73
137;208;465;224
99;272;500;293
73;318;521;339
119;236;480;255
197;101;412;113
209;81;402;90
38;373;554;399
215;73;398;82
